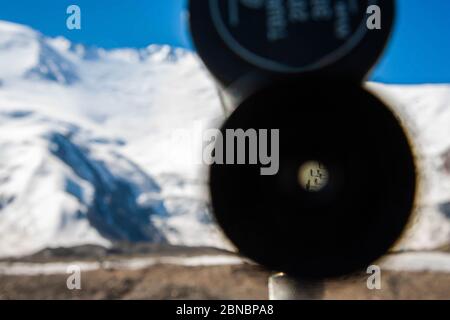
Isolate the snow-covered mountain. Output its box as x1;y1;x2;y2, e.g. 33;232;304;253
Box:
369;83;450;251
0;21;227;257
0;20;448;258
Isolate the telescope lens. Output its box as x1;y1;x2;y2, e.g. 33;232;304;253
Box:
209;80;416;279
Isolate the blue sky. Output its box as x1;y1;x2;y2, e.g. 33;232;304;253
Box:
0;0;448;83
0;0;189;48
372;0;450;83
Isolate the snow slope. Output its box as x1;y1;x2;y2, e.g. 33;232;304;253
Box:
0;21;226;257
0;20;448;257
368;83;450;250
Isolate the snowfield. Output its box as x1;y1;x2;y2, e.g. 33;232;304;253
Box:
0;20;448;258
1;252;450;276
0;255;247;276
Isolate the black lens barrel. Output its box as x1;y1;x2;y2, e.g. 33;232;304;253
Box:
209;79;416;279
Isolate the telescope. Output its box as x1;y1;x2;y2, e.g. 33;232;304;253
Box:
188;0;423;280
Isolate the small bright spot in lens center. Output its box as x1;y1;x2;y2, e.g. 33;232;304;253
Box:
298;161;329;192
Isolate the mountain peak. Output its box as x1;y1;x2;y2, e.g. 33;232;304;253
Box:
141;45;189;62
0;21;194;85
0;20;37;35
0;20;79;84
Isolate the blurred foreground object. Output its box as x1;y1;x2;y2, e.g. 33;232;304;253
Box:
209;80;417;279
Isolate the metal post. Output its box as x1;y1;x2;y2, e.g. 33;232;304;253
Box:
269;273;325;300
